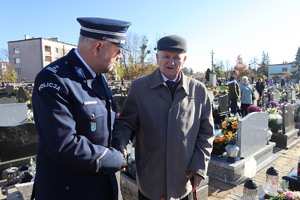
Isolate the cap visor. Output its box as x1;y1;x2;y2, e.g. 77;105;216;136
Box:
114;43;128;50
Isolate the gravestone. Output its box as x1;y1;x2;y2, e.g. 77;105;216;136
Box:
218;95;229;114
282;105;295;134
237;112;269;158
252;90;259;106
16;87;29;103
263;94;269;105
291;90;296;103
207;90;214;104
270;105;299;148
286;89;292;102
5;85;14;95
0;103;28;126
209;72;217;87
0;90;8;98
270;90;280;103
120;173;209;200
0;96;17;104
208;112;277;185
0;123;38;162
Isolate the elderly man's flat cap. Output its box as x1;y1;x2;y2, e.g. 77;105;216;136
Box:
77;17;131;49
157;35;187;52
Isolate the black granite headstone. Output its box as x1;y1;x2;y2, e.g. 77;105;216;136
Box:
0;123;38;163
16;87;29;103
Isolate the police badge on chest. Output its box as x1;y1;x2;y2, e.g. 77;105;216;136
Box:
90;120;96;132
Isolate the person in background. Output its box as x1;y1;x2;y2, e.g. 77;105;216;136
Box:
281;77;286;87
240;76;253;117
113;35;214;200
228;70;240;116
255;77;265;97
32;17;131;200
268;78;274;87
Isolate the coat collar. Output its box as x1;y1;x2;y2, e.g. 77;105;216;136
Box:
149;69;189;106
66;49;106;99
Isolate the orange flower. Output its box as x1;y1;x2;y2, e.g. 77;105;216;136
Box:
214;138;220;142
221;121;228;129
232;122;238;129
228;117;236;121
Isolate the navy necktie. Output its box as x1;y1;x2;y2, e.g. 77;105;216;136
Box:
96;74;110;100
166;80;175;98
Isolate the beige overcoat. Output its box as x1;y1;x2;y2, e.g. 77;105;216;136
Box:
114;69;214;200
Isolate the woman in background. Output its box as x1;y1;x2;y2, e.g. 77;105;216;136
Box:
255;77;265;97
240;76;253;117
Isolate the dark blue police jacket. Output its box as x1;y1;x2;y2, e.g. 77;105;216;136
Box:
32;49;122;200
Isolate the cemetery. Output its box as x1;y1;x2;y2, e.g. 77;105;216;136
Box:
0;78;300;200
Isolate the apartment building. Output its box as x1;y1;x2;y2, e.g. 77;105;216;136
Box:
8;36;76;81
268;62;296;78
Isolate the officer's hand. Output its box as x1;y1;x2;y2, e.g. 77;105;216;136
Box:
121;148;127;157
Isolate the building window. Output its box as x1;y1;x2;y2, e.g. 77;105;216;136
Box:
14;58;20;64
56;48;59;53
45;56;52;62
14;47;20;54
15;68;21;75
45;45;51;53
282;67;287;72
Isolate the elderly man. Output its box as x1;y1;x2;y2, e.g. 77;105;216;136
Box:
113;35;214;200
32;17;131;200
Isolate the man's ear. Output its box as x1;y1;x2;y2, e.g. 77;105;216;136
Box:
93;41;104;56
183;55;187;62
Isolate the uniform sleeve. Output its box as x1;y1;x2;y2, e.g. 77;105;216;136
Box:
187;87;215;178
32;71;122;173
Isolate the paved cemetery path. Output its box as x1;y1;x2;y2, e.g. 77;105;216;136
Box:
207;142;300;200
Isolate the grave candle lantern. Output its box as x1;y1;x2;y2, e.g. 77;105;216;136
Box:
241;179;259;200
2;166;19;185
263;167;280;199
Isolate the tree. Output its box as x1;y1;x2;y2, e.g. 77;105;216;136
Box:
0;49;9;62
205;68;211;81
215;61;225;79
282;71;292;79
120;32;156;80
2;63;18;82
182;67;194;76
257;51;270;77
292;47;300;81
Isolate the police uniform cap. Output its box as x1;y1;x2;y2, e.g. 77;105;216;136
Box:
156;35;187;52
77;17;131;49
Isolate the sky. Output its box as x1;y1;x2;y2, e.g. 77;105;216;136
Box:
1;0;300;73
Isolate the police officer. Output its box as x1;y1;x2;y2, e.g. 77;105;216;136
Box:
32;17;131;200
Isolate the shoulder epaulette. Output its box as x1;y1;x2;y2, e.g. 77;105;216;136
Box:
44;60;69;74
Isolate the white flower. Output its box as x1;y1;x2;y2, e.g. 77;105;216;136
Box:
268;114;282;125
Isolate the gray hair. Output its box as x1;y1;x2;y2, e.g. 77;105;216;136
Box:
78;35;99;45
242;76;248;84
